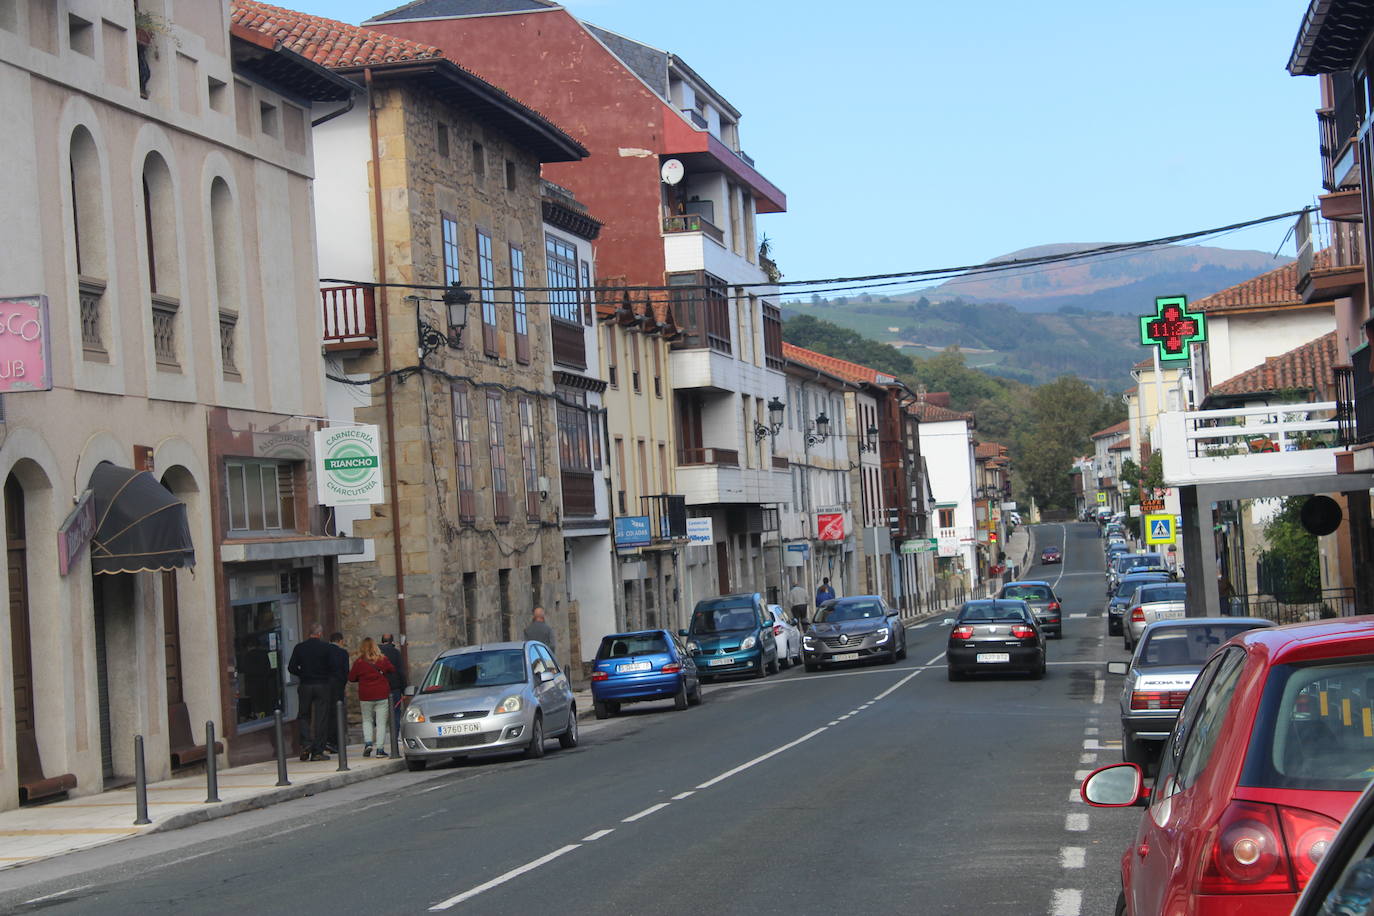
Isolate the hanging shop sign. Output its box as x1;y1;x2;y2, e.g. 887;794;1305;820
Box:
614;515;651;547
685;517;714;546
0;295;52;393
57;488;96;575
314;424;384;506
817;513;845;541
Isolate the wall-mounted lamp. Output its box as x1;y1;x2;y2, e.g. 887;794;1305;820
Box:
754;396;785;441
805;411;831;447
860;423;879;453
416;283;472;360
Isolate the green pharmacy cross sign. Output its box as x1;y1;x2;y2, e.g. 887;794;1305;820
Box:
1140;295;1206;362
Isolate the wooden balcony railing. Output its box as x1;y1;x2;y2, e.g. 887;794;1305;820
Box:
677;447;739;467
321;285;377;351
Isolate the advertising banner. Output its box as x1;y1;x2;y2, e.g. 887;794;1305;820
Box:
0;295;52;393
315;425;384;506
615;515;651;547
685;517;714;546
817;513;844;541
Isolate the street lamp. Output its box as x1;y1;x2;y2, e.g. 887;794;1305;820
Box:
754;396;785;441
860;423;879;453
806;412;830;447
416;283;472;360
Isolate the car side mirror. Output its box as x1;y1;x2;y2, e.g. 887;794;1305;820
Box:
789;618;798;627
538;670;556;684
942;617;954;626
403;685;417;697
1081;763;1149;807
678;629;688;637
1106;661;1128;676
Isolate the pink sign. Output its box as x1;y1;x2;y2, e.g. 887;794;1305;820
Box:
0;296;51;393
817;512;845;541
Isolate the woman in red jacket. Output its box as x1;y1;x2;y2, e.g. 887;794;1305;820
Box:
349;638;396;757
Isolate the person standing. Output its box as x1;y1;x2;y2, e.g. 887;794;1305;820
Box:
326;632;349;752
287;623;332;761
815;577;836;611
788;580;809;628
523;606;555;653
348;638;396;758
379;633;406;746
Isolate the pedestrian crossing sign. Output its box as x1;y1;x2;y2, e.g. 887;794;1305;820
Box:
1145;513;1176;545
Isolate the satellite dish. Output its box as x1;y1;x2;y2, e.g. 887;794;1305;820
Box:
661;159;684;186
1300;495;1343;537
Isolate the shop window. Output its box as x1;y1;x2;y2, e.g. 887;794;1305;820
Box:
226;460;296;533
452;384;475;522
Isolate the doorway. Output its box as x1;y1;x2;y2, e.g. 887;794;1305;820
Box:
715;541;730;595
228;569;300;730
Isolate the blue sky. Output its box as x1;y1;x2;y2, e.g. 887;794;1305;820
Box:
296;0;1319;292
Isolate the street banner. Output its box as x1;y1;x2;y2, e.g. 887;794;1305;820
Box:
315;425;384;506
615;515;651;547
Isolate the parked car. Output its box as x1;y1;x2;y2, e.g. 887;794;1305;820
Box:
682;593;778;680
945;599;1046;681
589;629;701;719
1123;580;1188;651
1107;552;1170;596
766;604;803;669
1111;617;1272;767
803;595;906;671
998;580;1063;638
1105;540;1129;564
1041;545;1062;565
1082;617;1374;916
1105;523;1126;542
1106;571;1173;636
400;641;577;771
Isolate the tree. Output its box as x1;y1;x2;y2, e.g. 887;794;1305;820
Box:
1259;497;1321;602
1014;376;1125;509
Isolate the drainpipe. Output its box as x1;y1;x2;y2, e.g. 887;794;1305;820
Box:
366;69;408;666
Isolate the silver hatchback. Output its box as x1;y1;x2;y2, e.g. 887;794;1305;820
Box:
400;641;578;771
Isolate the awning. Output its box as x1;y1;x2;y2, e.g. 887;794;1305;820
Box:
89;462;195;575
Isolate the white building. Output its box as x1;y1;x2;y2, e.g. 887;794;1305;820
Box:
911;396;978;590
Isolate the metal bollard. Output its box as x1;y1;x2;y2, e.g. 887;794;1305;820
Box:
205;721;221;803
133;735;151;825
389;702;400;759
335;700;350;772
273;710;291;787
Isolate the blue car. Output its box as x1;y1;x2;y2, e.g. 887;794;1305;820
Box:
681;593;779;680
589;629;701;719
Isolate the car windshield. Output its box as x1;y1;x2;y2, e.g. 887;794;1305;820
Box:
816;600;884;622
1242;658;1374;792
1002;585;1052;601
1137;584;1187;604
958;602;1029;623
690;605;757;634
421;649;526;692
1137;624;1256;668
1122;555;1164;572
1117;575;1168;598
597;633;669;660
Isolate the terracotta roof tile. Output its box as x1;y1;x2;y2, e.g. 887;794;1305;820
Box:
975;441;1007;459
781;343;898;385
909;400;973;423
1190;251;1327;315
1109;437;1132;452
1206;330;1340;401
594;278;677;332
1092;420;1130;439
231;1;445;67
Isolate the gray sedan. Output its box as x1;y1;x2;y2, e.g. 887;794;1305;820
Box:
400;640;578;771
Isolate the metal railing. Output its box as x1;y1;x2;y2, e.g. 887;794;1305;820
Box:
1230;587;1356;624
662;214;725;244
677;447;739;467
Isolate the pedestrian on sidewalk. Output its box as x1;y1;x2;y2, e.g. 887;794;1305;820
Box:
287;623;332;761
815;577;835;612
524;606;555;653
326;632;349;752
379;633;406;745
349;638;396;758
788;581;809;628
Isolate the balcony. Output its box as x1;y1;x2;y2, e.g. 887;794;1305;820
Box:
1295;210;1364;303
675;456;788;507
663;213;725;246
321;285;377;352
551;317;586;370
668;347;742;392
678;447;738;467
1158;403;1342;487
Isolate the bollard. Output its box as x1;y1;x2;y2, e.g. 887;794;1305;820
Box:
273;710;291;787
335;700;350;772
205;721;221;803
133;735;151;825
389;703;400;760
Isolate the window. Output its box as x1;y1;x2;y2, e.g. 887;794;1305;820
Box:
472;141;485;179
142;153;180;368
658;442;669;492
652;340;662;397
504;158;516;191
580;259;592;325
762;302;783;370
667;270;730;353
441;213;460;287
614;437;626;513
1172;648;1246;792
519;396;539;517
210;178;243;379
511;245;529;364
938;507;955;529
436;123;449;158
604;324;618;387
452;385;475;522
487;391;509;522
259;101;279;137
70;126;106;355
546;233;579;324
637;439;649;498
68;14;93;56
630;332;641;392
477;229;497;357
207;77;227;114
556;387;591;472
226;460;296;532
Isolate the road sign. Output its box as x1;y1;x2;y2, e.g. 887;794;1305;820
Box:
1095;492;1107;504
1145;513;1176;545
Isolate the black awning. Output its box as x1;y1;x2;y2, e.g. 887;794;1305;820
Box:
89;463;195;575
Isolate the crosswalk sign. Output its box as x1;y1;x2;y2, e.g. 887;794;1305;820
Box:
1145;513;1176;545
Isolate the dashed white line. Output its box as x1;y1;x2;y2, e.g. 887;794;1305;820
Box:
24;885;93;905
430;844;581;910
1080;753;1097;765
1065;812;1089;832
1083;727;1099;736
622;803;670;823
828;720;840;726
1050;888;1083;916
1069;613;1087;619
582;829;614;842
696;727;829;790
923;650;946;666
1073;769;1092;781
1059;847;1086;869
1093;675;1105;706
671;791;695;801
1069;788;1083;803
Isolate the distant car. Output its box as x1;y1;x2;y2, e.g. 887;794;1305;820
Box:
946;599;1045;681
1007;511;1022;526
1105;571;1173;636
1123;580;1188;650
400;641;577;771
803;595;906;671
682;593;778;680
1107;551;1169;596
766;604;803;669
1111;617;1272;767
998;580;1062;638
1083;616;1374;916
1040;545;1062;565
589;629;702;719
1105;540;1128;563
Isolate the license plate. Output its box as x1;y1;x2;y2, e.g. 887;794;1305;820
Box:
832;652;860;661
708;657;734;666
1157;609;1185;620
977;653;1011;664
437;722;481;736
616;661;652;673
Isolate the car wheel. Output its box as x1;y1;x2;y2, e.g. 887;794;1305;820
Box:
779;652;790;670
1114;890;1126;916
896;640;908;661
558;708;579;748
804;661;819;673
884;645;898;664
594;700;611;720
673;680;689;710
405;757;426;772
688;681;703;705
524;714;545;759
755;656;768;679
947;666;963;681
1032;655;1047;679
766;654;779;675
1123;632;1133;652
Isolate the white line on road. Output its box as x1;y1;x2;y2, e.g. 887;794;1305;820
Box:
430;844;581;910
874;667;926;702
828;720;839;726
1059;847;1086;869
1050;888;1083;916
923;650;946;666
582;829;614;842
24;885;93;905
837;714;852;720
671;791;695;800
1080;753;1097;765
1093;676;1105;706
1084;727;1098;736
1073;770;1092;781
1065;812;1089;832
1069;613;1087;618
696;727;829;790
1069;789;1083;804
622;803;670;823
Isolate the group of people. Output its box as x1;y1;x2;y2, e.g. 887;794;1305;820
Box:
286;625;408;762
787;577;836;627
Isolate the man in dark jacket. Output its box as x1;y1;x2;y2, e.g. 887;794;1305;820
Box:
287;623;333;761
326;632;349;752
379;634;406;746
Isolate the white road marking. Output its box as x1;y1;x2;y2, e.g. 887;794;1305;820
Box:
1069;788;1083;803
1069;613;1087;618
622;803;670;822
1093;675;1105;706
1060;847;1086;869
420;783;448;794
923;651;946;666
430;844;581;910
1065;812;1089;832
1083;739;1101;750
1080;753;1097;765
874;667;926;701
696;727;829;790
582;829;614;842
671;791;695;800
838;714;852;720
1050;888;1083;916
1084;727;1099;736
1073;770;1092;781
1049;523;1069;589
24;885;93;905
828;720;840;726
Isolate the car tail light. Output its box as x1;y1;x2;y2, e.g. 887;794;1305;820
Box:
1130;690;1189;710
1200;800;1290;894
951;625;975;640
773;625;783;636
1130;606;1145;623
1048;601;1061;613
590;671;609;681
661;663;681;674
1278;806;1339;887
1010;625;1036;638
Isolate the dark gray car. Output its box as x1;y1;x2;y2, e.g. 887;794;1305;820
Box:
998;580;1062;638
802;595;906;670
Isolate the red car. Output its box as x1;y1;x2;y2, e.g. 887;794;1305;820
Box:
1082;617;1374;916
1041;545;1062;564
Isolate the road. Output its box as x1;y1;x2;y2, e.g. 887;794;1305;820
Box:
0;522;1142;915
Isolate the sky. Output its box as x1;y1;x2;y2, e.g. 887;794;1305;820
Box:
294;0;1321;294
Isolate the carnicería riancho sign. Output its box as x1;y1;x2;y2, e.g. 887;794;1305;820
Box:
315;424;384;506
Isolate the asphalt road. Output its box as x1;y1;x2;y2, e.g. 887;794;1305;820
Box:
0;522;1143;916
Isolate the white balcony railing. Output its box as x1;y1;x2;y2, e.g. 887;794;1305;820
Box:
1158;403;1341;486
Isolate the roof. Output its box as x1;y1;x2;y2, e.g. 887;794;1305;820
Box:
1109;438;1132;452
229;23;359;102
975;441;1007;459
1204;330;1340;404
1189;254;1327;314
1289;0;1374;75
1092;420;1130;439
369;0;558;22
909;400;972;423
595;278;677;334
781;343;898;386
230;1;587;162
